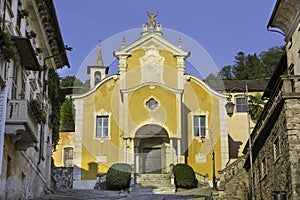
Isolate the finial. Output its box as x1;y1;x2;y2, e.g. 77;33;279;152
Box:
122;37;126;48
178;37;182;48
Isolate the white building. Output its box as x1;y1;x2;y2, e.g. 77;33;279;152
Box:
0;0;69;199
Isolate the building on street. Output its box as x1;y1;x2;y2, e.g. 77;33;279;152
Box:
243;0;300;199
0;0;69;199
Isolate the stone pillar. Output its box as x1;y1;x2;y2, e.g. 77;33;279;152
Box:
72;99;83;188
131;138;135;166
170;138;173;165
124;138;127;163
177;139;181;163
135;146;139;173
130;138;136;190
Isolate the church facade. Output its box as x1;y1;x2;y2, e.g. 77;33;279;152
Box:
71;16;232;189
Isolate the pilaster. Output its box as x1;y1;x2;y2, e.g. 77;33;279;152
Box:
72;99;84;184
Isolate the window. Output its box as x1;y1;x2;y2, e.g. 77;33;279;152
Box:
261;157;267;177
63;147;73;167
17;9;22;30
236;97;247;112
20;70;25;99
96;116;109;138
11;63;18;99
194;115;206;137
146;98;158;110
273;137;280;161
94;71;101;85
272;191;286;200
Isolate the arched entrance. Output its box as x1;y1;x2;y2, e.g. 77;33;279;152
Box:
135;124;170;174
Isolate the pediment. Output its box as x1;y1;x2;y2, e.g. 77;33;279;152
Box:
113;32;190;58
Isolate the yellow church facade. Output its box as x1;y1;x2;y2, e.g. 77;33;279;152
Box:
68;18;232;189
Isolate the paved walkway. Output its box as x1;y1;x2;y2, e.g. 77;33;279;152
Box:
32;188;213;200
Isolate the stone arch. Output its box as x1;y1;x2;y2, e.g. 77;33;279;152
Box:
134;124;171;174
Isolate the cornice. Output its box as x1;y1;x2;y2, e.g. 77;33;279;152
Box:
268;0;300;41
114;32;190;59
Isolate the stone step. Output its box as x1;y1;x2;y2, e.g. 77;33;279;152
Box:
133;173;175;194
133;185;176;194
136;174;172;187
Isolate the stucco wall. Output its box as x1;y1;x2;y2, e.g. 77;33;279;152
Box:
0;136;49;199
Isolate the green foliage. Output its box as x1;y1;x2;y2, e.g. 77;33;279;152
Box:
219;46;285;80
106;163;132;190
60;75;90;95
259;46;285;77
29;99;46;124
174;163;196;189
79;79;90;93
60;98;74;126
48;69;62;150
0;25;20;62
248;93;265;122
220;65;233;79
60;75;83;88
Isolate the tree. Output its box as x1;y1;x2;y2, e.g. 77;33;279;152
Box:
60;98;74;126
232;51;247;79
219;46;285;80
220;65;233;79
259;46;285;77
48;69;62;150
248;93;265;122
60;75;83;88
244;53;261;79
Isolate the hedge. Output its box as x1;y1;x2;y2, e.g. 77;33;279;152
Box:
174;163;196;189
106;163;132;190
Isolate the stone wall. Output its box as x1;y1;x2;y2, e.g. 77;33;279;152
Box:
285;99;300;199
52;167;74;190
251;99;300;199
218;157;249;199
0;136;50;199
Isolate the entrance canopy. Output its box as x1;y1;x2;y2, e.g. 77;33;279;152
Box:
135;124;168;138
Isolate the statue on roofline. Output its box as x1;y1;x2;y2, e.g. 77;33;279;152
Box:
147;11;158;28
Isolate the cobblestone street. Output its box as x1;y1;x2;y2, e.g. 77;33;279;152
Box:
31;188;213;200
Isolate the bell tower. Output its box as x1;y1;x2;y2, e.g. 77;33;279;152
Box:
87;44;109;88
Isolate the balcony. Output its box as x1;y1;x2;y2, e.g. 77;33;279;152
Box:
5;99;38;151
11;36;41;71
281;75;300;98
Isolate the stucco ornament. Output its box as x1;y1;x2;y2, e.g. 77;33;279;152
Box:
140;45;165;83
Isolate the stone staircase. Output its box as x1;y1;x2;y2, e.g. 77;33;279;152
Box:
132;173;176;194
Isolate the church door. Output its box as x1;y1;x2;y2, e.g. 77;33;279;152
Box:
143;148;162;173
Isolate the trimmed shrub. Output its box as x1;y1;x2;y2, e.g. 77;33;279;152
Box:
174;163;196;189
106;163;132;190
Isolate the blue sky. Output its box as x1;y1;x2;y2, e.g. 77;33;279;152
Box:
53;0;284;79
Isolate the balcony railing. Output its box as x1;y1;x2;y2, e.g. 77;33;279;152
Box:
5;99;38;150
281;75;300;98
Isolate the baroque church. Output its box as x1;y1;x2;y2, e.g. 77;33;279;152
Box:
54;14;258;190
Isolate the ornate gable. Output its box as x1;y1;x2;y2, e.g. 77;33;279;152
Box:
113;32;190;58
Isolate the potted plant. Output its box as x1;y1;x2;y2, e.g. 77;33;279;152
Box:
30;30;37;38
29;99;46;124
19;9;29;18
35;47;43;53
0;18;20;62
